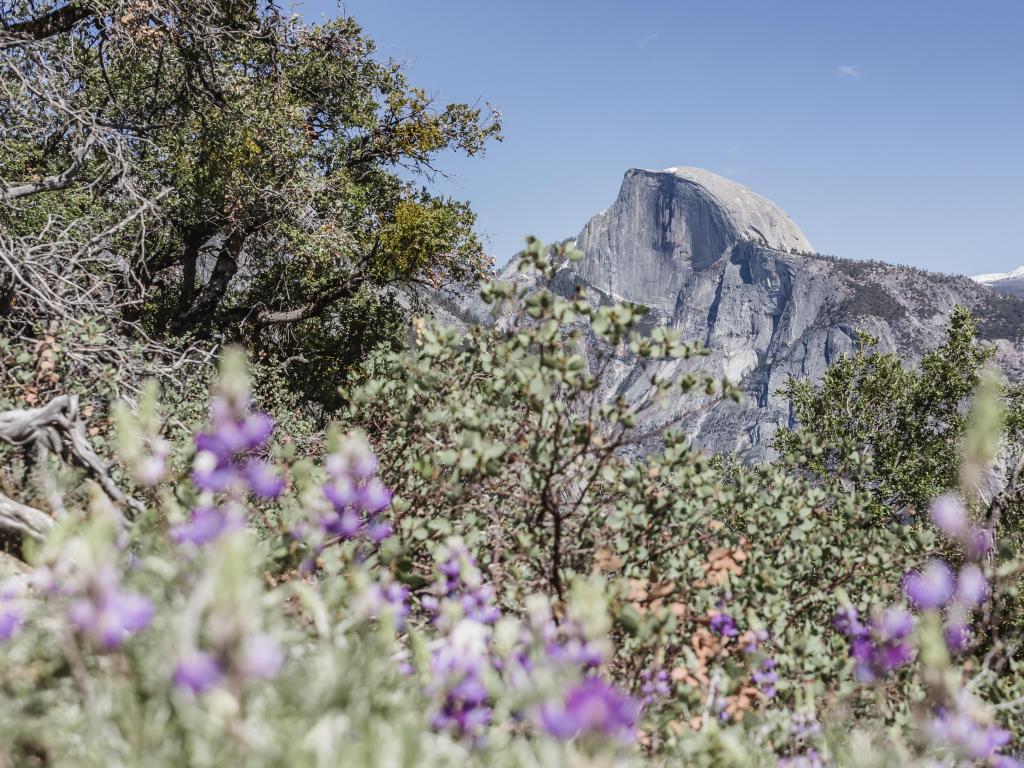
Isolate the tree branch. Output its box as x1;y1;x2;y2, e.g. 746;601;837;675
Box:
0;488;53;539
170;228;245;333
176;223;219;315
253;273;365;326
2;3;94;42
1;134;96;200
0;394;142;518
246;237;380;327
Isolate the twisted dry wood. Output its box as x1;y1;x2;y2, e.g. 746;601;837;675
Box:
0;488;53;539
0;394;142;537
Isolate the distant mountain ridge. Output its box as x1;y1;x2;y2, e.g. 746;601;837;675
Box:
973;266;1024;298
453;167;1024;460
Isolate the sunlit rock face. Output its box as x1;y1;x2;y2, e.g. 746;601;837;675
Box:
574;167;811;312
456;167;1024;461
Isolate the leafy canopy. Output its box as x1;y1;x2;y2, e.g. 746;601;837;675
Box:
774;307;1001;515
2;0;501;407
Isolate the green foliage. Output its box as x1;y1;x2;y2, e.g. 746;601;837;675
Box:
839;281;906;323
2;246;1024;766
339;243;996;747
343;238;734;598
3;0;501;410
774;307;999;516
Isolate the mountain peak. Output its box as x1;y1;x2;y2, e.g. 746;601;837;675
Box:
973;265;1024;284
654;166;812;254
465;166;1024;461
972;265;1024;298
572;167;811;312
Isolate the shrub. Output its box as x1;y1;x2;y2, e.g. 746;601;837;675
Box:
1;246;1022;767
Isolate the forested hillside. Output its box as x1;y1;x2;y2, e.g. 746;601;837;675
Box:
2;2;1024;767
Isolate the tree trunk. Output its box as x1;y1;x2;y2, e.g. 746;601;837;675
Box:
170;228;245;334
176;223;218;316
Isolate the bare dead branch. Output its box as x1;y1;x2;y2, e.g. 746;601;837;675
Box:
253;274;365;326
0;395;143;518
1;133;96;200
0;488;53;539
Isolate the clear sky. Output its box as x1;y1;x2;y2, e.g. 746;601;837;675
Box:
314;1;1023;275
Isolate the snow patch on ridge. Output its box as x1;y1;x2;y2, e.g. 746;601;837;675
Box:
973;265;1024;284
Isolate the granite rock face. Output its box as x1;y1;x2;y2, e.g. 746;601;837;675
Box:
574;167;811;312
480;167;1024;461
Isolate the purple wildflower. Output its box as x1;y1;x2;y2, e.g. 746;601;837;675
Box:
317;436;393;547
323;507;362;539
944;617;972;654
383;582;410;618
239;634;284;680
545;635;605;669
833;605;866;639
715;696;731;722
743;627;769;654
956;564;988;608
904;560;955;610
837;605;914;682
872;606;914;666
326;441;379;480
753;657;779;698
927;699;1014;764
877;605;914;638
358;478;392;512
239;412;274;449
425;540;501;627
539;677;639;743
432;699;493;735
191;446;236;492
358;580;410;628
322;476;356;508
428;618;493;739
241;460;285;499
171;506;235;547
366;520;393;543
350;446;378;479
710;612;739;638
930;494;968;539
204;400;273;455
0;577;26;641
173;649;224;694
191;391;279;498
640;669;670;706
790;712;822;741
0;607;22;641
68;586;153;650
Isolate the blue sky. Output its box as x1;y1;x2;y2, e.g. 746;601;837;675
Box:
315;1;1023;275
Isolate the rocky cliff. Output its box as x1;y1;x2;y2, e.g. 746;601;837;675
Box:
455;167;1024;461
